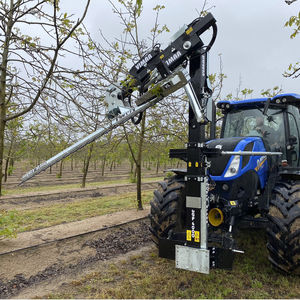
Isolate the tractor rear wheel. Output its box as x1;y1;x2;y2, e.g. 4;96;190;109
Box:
149;175;186;245
267;180;300;274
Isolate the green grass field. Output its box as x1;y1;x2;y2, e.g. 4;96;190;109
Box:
4;190;153;233
46;230;300;299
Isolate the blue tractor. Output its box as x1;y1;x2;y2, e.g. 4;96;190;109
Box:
149;93;300;274
21;13;299;275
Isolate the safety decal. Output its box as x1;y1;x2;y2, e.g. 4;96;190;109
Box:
194;231;200;242
186;27;193;35
186;230;192;241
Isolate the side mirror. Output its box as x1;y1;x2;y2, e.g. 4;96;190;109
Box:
289;135;298;145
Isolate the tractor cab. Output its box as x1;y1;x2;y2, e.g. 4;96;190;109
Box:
203;93;300;212
217;93;300;170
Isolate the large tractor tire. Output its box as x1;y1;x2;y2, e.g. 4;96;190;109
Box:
149;175;186;245
267;180;300;275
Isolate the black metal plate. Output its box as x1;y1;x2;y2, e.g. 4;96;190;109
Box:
210;247;235;270
158;238;185;260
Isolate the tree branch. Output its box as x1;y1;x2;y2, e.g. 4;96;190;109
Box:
5;0;91;122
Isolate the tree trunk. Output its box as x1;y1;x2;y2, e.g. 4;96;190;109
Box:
4;137;13;182
4;158;9;183
0;0;14;196
81;143;94;188
82;158;86;173
156;158;160;174
136;113;146;210
101;156;106;176
0;118;6;195
57;160;63;178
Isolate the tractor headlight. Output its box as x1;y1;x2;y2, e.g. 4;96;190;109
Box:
224;155;240;178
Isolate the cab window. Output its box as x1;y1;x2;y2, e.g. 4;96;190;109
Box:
288;106;299;166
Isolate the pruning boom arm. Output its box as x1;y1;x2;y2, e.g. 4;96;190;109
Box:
20;13;217;184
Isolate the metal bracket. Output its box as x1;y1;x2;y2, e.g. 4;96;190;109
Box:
186;196;202;209
175;245;210;274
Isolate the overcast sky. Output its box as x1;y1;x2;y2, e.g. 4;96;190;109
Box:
63;0;299;99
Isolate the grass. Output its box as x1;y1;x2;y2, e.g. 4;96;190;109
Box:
6;190;153;233
45;230;300;299
2;176;163;196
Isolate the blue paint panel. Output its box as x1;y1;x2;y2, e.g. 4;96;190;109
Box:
211;92;300;190
209;137;268;188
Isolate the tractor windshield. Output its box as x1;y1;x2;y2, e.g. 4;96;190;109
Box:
222;108;285;152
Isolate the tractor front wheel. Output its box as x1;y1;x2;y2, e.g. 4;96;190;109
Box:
148;175;186;245
267;180;300;274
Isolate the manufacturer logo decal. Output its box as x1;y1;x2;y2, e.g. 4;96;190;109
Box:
255;156;267;172
135;53;153;70
165;51;182;66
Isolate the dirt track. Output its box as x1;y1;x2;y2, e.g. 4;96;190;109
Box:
0;163;165;298
0;217;152;299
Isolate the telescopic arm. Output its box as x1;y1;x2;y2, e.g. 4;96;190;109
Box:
20;14;217;184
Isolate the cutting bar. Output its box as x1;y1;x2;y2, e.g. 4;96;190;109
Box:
20;96;162;185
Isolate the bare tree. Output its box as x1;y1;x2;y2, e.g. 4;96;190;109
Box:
283;12;300;78
63;0;171;209
0;0;91;194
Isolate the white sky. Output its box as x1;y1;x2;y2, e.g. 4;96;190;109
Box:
63;0;299;99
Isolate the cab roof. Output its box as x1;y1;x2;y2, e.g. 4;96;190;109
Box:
217;93;300;110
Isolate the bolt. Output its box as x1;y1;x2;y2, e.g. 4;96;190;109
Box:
183;41;192;50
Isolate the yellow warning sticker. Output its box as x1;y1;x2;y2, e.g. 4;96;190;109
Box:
230;201;236;206
186;27;193;35
186;230;192;241
194;231;200;242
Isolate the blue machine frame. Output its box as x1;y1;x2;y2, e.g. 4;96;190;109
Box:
208;137;268;188
210;93;300;189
